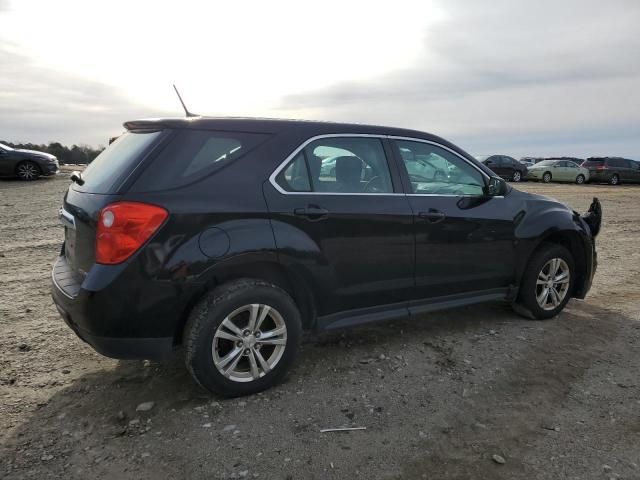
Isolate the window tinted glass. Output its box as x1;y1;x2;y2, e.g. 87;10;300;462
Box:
276;152;311;192
395;140;485;195
133;129;269;192
609;158;625;168
276;137;393;194
78;131;162;193
583;159;604;167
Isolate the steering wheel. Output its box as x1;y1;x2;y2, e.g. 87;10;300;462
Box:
364;176;384;193
409;174;431;182
433;170;447;182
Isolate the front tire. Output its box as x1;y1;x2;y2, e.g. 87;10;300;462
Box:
542;172;552;183
512;170;522;182
514;243;574;320
16;161;41;181
184;279;302;397
576;174;585;184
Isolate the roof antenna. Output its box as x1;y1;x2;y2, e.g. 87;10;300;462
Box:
173;84;198;117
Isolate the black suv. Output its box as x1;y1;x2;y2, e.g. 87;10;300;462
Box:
582;157;640;185
51;118;601;396
0;142;59;180
476;155;527;182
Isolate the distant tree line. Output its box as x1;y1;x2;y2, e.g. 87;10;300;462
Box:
0;141;104;165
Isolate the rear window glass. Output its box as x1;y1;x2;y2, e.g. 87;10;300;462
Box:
132;129;269;192
77;131;163;193
583;159;605;167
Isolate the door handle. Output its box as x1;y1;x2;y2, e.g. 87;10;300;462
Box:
418;209;446;223
294;206;329;221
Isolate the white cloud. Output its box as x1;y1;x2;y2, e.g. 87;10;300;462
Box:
1;0;639;157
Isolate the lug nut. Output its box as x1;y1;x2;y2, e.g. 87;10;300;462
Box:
255;332;261;338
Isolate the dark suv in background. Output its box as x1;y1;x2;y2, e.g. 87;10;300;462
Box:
51;117;601;396
582;157;640;185
476;155;528;182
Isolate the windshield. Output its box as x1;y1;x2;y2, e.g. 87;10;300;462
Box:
0;142;14;151
78;130;164;193
535;160;556;166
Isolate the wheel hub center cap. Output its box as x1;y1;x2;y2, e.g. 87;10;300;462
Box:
242;335;257;348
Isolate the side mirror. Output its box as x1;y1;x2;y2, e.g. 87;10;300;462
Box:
487;177;507;196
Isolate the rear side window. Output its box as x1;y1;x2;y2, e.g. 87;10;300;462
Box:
275;137;394;194
77;131;163;193
132;129;269;192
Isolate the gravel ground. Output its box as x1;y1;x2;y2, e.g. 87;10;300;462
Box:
1;175;639;479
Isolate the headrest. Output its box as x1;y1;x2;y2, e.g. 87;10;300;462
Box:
335;156;362;184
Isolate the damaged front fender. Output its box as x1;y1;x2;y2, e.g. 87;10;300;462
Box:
581;197;602;237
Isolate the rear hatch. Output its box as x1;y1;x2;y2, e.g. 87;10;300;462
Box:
60;130;167;276
582;159;605;175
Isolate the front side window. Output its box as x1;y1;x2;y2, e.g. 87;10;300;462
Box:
395;140;486;196
275;137;394;194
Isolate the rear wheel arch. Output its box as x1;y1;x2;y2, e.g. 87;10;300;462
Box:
174;260;316;345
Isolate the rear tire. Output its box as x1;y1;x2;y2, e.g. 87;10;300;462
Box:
542;172;552;183
576;174;585;184
514;243;575;320
184;279;302;397
610;174;619;185
16;161;41;181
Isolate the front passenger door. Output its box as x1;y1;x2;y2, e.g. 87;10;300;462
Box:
392;139;516;305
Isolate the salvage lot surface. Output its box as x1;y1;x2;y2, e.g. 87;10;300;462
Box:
1;175;639;479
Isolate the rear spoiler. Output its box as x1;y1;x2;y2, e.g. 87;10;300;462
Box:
581;197;602;237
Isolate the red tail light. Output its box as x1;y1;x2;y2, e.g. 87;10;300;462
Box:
96;202;168;265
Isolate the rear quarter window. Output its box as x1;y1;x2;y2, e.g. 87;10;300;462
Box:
131;129;270;192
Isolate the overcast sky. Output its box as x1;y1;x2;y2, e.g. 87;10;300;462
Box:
1;0;639;158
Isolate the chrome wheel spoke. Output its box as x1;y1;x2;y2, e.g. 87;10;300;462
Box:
253;348;271;374
258;326;286;340
255;305;271;332
256;338;286;346
248;349;260;379
221;317;243;336
554;271;569;283
537;287;549;306
216;346;243;370
214;330;241;342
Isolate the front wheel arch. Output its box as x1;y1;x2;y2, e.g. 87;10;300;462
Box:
517;231;588;301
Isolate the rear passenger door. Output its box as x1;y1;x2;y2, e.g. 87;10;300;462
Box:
264;135;415;322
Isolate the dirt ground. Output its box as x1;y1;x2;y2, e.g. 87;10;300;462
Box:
1;174;639;480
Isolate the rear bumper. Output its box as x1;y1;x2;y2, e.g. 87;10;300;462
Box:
50;255;180;360
53;300;173;359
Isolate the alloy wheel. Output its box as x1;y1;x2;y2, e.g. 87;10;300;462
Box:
576;175;585;184
212;304;287;383
513;171;521;182
611;175;619;185
17;163;38;180
535;258;570;310
543;173;551;183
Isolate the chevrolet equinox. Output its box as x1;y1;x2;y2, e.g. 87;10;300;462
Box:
51;118;601;396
